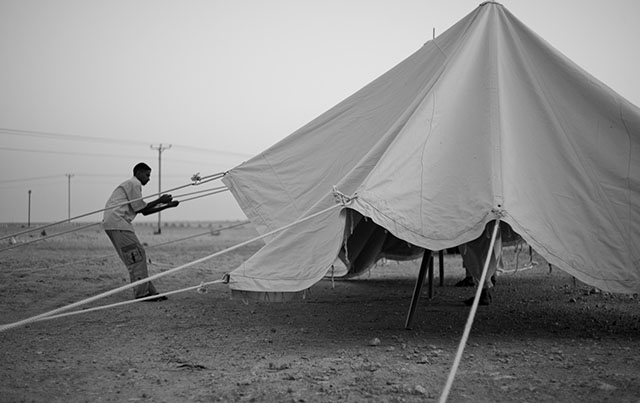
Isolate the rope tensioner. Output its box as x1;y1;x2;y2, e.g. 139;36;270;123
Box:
191;172;203;184
190;171;225;186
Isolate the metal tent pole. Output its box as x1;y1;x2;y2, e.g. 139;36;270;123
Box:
405;249;432;330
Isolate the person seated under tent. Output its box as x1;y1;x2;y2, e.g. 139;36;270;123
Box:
336;211;515;306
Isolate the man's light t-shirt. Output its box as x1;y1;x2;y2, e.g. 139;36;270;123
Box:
103;176;147;231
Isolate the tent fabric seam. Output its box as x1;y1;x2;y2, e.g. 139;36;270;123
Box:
419;91;437;231
353;200;492;247
619;102;634;243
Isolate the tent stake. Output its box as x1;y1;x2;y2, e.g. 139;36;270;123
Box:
405;250;432;329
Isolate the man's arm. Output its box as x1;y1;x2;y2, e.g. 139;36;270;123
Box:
137;194;180;216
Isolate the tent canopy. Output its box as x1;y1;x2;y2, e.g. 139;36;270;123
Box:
222;1;640;295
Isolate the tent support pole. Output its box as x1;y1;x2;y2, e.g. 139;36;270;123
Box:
439;250;445;286
405;250;432;330
428;252;434;299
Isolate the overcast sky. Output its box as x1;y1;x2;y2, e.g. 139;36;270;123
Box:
1;0;639;224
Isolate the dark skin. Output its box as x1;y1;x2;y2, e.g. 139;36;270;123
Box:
133;169;180;216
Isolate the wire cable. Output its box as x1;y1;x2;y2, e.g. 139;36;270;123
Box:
0;171;226;242
0;187;229;252
171;185;227;199
31;279;225;323
0;127;253;158
176;188;228;203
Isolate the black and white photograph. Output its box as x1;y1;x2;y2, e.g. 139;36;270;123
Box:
1;1;639;402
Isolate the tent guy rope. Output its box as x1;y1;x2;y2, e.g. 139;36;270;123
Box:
11;221;250;273
1;222;102;252
438;218;501;403
0;171;226;243
0;186;229;253
25;279;226;324
0;201;346;333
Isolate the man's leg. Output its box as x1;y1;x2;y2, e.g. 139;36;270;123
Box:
105;230;159;299
459;223;501;305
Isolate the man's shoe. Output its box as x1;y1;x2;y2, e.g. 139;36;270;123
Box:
464;289;492;306
455;276;476;287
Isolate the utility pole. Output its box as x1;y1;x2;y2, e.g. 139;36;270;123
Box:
27;190;32;227
150;143;171;234
65;173;74;222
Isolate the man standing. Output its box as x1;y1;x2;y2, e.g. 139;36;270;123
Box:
103;162;179;300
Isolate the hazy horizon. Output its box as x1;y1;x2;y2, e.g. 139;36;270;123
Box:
2;0;639;224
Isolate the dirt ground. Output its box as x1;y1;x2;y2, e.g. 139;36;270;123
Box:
1;222;639;403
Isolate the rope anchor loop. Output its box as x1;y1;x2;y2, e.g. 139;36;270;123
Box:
491;207;507;218
196;281;208;294
332;186;357;206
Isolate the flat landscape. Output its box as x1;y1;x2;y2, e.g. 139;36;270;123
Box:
1;222;639;402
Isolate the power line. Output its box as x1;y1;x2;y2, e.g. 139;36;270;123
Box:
172;144;252;158
0;175;64;184
0;174;128;185
0;181;60;190
0;127;148;146
0;146;146;160
0;146;237;169
0;127;254;158
0;173;219;188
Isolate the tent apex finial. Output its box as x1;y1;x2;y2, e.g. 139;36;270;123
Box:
479;1;503;6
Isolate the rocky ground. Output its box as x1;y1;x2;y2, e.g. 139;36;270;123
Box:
1;222;639;402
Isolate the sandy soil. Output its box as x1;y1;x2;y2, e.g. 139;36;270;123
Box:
1;222;639;403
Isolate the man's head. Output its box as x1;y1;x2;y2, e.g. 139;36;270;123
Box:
133;162;152;185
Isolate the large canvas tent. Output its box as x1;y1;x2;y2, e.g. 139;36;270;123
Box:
221;1;640;296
